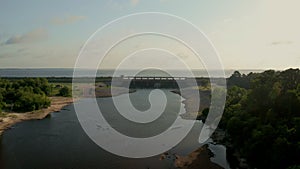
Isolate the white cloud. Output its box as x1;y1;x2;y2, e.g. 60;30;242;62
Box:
5;28;48;45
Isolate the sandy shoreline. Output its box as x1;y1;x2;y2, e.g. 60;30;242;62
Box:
171;89;211;119
0;88;134;136
170;89;226;169
174;145;224;169
0;97;76;136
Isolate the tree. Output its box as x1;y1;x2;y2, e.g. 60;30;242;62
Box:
13;90;50;112
200;79;210;88
222;69;300;169
0;78;52;112
227;71;253;89
58;86;71;97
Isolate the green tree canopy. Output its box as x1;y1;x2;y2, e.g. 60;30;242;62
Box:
0;78;52;112
222;69;300;169
58;86;71;97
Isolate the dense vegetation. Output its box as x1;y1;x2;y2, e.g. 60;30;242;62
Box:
58;86;72;97
220;69;300;169
0;78;52;112
0;78;71;113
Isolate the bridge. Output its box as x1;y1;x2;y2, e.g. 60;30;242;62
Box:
70;76;212;90
75;76;214;97
111;76;200;89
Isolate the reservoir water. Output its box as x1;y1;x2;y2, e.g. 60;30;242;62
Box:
0;90;230;169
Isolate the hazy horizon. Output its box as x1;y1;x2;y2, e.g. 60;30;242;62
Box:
0;0;300;70
0;67;276;78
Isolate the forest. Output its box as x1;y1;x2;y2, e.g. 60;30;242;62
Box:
0;78;71;113
219;68;300;169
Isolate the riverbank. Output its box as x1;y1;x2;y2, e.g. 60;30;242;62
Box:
170;88;230;169
171;88;211;119
77;83;136;98
0;86;135;136
0;97;76;136
175;145;224;169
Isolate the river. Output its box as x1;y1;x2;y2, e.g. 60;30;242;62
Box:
0;89;230;169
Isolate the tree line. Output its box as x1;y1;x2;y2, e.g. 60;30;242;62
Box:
0;78;71;112
221;69;300;169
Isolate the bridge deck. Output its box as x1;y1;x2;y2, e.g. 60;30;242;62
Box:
122;76;186;80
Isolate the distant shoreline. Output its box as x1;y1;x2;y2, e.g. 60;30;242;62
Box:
0;68;266;78
0;97;76;136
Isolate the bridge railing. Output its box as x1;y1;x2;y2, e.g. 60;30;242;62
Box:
121;76;186;81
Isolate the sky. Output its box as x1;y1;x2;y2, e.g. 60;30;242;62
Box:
0;0;299;70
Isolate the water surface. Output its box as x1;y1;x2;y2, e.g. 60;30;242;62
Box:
0;90;230;169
